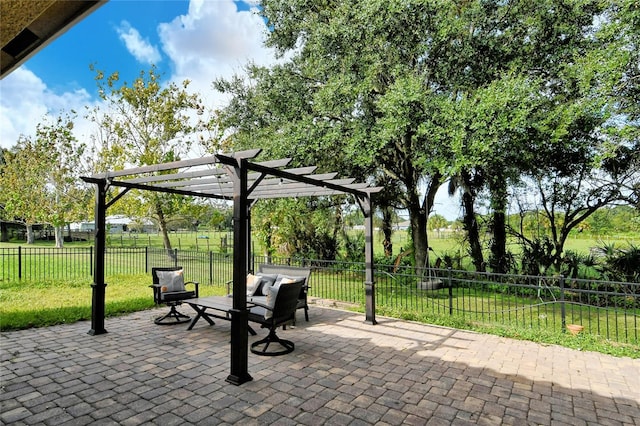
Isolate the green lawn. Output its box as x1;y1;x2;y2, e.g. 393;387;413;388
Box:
0;274;227;331
1;229;638;358
1;268;638;358
4;228;636;259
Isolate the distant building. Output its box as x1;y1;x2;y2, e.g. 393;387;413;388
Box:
394;221;411;231
70;215;156;234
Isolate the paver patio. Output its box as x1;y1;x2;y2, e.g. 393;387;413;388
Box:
1;306;638;425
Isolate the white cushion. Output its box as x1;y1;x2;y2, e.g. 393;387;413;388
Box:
264;286;278;319
246;274;262;297
278;277;298;286
156;269;185;295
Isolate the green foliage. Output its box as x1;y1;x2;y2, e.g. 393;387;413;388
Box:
0;113;90;247
341;231;365;263
596;242;640;282
219;0;639;277
252;198;341;260
89;66;214;249
520;237;556;276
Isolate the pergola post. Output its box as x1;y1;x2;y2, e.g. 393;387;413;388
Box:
359;195;377;325
226;158;253;385
88;180;107;335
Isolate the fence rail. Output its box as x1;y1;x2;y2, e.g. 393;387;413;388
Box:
1;246;638;344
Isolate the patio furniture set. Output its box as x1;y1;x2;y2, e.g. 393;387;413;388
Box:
150;265;311;356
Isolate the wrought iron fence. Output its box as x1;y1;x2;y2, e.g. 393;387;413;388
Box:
375;265;639;344
0;246;234;285
1;246;638;344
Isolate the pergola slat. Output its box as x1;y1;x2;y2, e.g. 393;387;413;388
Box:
122;167;227;184
146;167;325;190
90;149;261;179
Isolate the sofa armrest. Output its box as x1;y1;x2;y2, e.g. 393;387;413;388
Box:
249;300;272;311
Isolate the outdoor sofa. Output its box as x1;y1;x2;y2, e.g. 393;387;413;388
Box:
229;264;311;322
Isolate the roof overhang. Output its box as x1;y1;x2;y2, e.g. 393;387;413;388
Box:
1;0;107;79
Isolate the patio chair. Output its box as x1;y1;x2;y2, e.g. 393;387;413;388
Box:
248;280;303;356
257;265;311;322
150;267;199;325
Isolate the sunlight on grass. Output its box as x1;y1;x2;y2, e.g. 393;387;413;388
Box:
0;273;226;331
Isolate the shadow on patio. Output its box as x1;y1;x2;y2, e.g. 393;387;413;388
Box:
1;306;638;425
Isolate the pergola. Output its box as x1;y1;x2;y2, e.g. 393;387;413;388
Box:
81;149;381;385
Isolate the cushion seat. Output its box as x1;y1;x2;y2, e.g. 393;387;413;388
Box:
150;267;199;325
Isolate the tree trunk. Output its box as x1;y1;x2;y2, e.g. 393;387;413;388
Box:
54;225;64;248
263;221;273;258
408;202;428;271
155;202;173;259
406;173;441;273
381;205;394;257
461;189;484;272
488;176;509;273
26;224;35;244
0;222;8;242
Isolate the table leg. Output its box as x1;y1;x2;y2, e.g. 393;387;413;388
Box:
187;305;215;330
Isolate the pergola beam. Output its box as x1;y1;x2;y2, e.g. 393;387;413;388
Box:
89;149;261;179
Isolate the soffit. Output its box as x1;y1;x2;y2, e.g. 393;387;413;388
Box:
1;0;107;78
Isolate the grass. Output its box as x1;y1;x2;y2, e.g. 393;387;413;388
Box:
368;306;640;359
308;270;639;358
4;228;637;258
1;271;638;358
1;231;638;358
0;274;227;331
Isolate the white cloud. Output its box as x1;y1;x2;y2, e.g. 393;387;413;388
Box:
158;0;278;108
0;68;94;149
117;20;162;65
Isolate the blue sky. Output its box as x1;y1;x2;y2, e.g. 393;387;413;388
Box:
0;0;461;220
22;1;257;95
0;0;273;150
25;1;191;94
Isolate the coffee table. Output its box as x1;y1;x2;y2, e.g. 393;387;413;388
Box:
184;296;257;334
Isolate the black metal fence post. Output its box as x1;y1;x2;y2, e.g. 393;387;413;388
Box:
448;267;453;315
209;250;213;285
560;275;566;332
18;246;22;280
174;248;178;268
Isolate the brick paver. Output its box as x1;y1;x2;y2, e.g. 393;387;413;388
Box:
1;306;638;425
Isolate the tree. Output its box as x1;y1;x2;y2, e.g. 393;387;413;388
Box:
593;0;640;209
0;114;89;247
0;139;48;243
0;148;8;242
89;66;210;254
217;0;625;274
506;0;640;273
428;214;448;231
448;170;486;271
444;0;616;273
217;1;461;271
36;114;90;247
